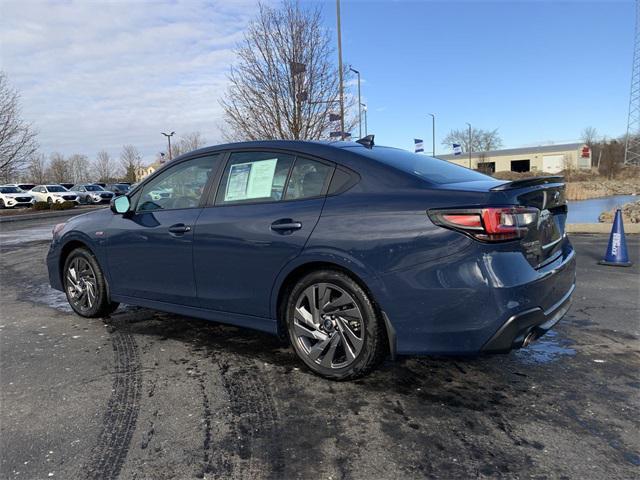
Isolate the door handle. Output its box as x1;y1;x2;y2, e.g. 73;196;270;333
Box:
168;224;191;234
270;220;302;232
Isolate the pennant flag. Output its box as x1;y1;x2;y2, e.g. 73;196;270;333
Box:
414;139;424;153
329;113;342;122
453;143;463;155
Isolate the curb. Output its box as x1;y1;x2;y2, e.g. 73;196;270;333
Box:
567;223;640;234
0;206;106;224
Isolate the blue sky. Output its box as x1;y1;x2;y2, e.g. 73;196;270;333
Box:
334;0;634;153
0;0;634;163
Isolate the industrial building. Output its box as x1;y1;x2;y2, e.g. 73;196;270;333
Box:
438;143;591;173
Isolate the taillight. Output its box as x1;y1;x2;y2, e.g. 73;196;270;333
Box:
428;206;539;242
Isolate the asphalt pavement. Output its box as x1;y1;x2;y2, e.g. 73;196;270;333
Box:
1;216;638;479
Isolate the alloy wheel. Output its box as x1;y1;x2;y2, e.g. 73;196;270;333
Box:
292;282;365;369
66;257;98;312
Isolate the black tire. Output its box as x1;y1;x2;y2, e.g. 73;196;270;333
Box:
285;269;386;380
0;199;5;209
63;247;119;318
47;197;53;204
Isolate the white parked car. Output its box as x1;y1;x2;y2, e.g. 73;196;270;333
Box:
30;185;80;204
0;185;35;208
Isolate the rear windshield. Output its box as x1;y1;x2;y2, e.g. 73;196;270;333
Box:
354;147;493;184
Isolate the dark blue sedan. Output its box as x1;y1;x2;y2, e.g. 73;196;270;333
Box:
47;140;576;379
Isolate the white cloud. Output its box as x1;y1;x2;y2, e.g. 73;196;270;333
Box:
0;0;258;163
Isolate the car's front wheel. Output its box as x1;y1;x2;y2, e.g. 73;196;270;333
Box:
0;199;5;209
286;269;386;380
63;248;119;318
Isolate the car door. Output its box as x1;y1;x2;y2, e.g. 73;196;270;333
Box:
194;150;334;318
32;186;45;201
76;186;86;202
106;154;221;305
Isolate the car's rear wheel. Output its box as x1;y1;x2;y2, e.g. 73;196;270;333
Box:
63;248;119;318
286;269;386;380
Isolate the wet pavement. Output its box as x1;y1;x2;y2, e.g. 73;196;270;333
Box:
1;217;639;479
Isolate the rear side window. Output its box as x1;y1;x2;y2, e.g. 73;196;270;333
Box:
284;158;333;200
355;146;493;184
216;152;295;204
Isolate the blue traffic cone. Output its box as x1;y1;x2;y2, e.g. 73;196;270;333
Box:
599;209;632;267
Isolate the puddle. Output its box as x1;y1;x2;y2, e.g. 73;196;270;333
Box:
19;283;72;313
0;226;52;245
514;330;576;364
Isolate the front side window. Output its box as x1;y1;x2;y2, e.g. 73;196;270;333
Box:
284;158;333;200
216;152;294;205
137;155;218;212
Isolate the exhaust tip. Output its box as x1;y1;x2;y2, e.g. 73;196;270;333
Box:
522;330;538;347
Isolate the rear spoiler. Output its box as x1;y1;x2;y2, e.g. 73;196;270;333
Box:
490;176;565;191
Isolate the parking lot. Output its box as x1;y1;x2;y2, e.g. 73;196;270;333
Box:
1;217;638;479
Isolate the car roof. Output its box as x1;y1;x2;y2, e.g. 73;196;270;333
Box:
171;140;418;187
184;139;366;157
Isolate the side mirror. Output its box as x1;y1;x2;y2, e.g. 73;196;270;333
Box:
111;195;131;214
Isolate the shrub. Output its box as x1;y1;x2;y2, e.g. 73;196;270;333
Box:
32;201;49;210
49;200;76;211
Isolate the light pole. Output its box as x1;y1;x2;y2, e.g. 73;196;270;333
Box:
465;122;472;168
161;131;175;161
361;103;368;136
336;0;345;140
290;62;307;139
350;67;362;138
428;113;436;157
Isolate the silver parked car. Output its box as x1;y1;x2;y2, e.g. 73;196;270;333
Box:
71;184;115;204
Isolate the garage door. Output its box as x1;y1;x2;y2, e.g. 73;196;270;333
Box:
542;155;564;173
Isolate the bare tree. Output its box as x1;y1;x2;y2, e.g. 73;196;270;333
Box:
171;132;206;158
581;126;600;168
220;1;353;141
67;154;90;183
48;152;70;183
0;72;38;181
93;150;117;182
599;138;625;179
120;144;142;182
581;126;599;147
442;127;503;153
27;153;48;184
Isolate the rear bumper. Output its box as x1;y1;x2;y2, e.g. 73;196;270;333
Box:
481;282;574;353
373;238;577;355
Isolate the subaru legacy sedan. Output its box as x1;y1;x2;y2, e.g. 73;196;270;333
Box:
47;140;576;380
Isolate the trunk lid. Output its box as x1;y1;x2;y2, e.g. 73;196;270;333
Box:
490;177;567;268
